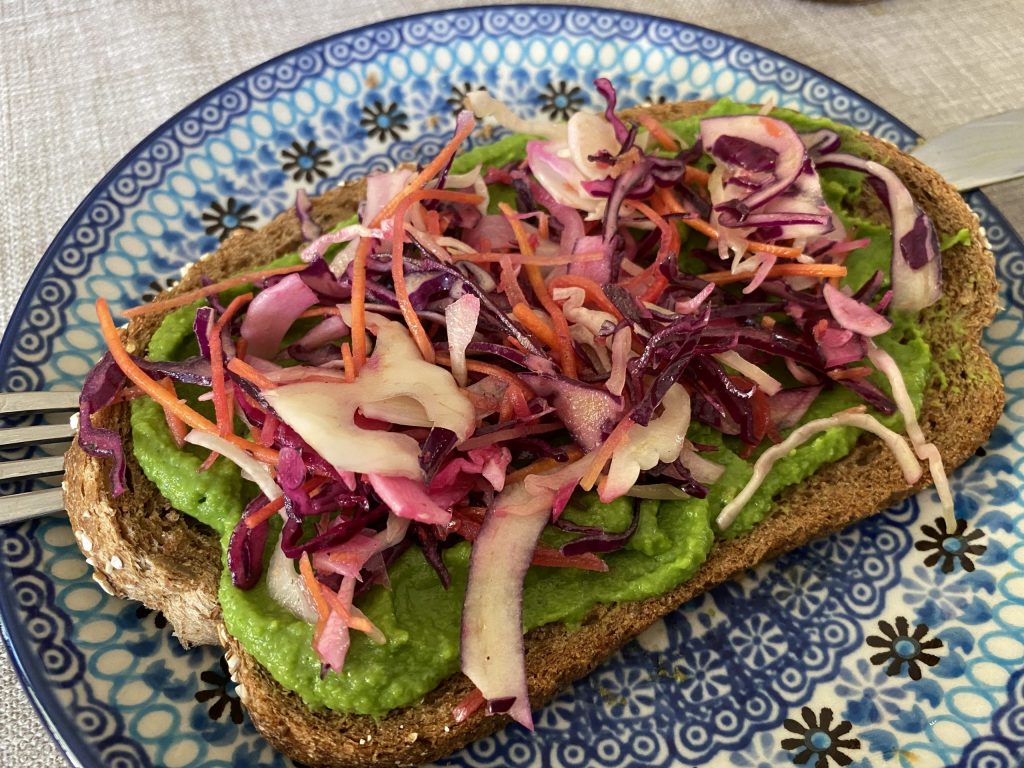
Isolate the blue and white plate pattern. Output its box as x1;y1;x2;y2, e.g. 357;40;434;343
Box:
1;6;1022;767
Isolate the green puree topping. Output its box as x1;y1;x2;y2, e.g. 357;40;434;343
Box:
130;103;931;715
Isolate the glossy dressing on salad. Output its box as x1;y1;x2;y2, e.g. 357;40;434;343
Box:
86;96;944;719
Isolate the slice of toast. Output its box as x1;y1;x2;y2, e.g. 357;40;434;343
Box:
63;101;1003;767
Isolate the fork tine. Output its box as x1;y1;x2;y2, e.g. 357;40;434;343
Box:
0;455;65;481
0;424;74;447
0;487;65;524
0;391;79;414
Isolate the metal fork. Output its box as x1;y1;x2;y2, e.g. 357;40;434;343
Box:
0;391;79;525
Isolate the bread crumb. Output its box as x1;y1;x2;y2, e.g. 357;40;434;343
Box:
110;555;123;570
92;573;113;595
444;725;450;733
359;739;366;746
68;413;79;433
85;558;94;567
79;533;92;553
406;732;418;743
235;683;248;703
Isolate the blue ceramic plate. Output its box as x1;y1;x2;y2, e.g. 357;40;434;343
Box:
1;6;1022;767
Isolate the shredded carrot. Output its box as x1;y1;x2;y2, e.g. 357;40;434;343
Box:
209;292;252;437
498;202;578;378
547;274;624;320
537;211;550;241
700;263;847;285
828;366;874;381
349;237;372;370
121;264;308;318
389;189;484;363
579;413;635;492
683;165;710;186
434;352;535;402
370;113;476;227
424;208;442;237
505;381;531;420
96;298;278;464
320;584;380;637
340;342;355;383
157;378;188;447
498;252;529;308
512;303;560;350
622;199;679;298
655;187;804;260
226;357;279;391
498;389;515;423
459;250;602;267
198;450;220;472
459;421;563;451
235;337;248;360
298;306;342;319
504;447;585;485
633;112;679;151
299;553;330;623
244;476;329;529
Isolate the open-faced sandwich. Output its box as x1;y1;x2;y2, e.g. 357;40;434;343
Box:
63;82;1003;767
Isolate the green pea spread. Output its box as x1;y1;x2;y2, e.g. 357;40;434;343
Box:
130;101;931;715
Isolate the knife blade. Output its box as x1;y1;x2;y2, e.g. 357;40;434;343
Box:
910;108;1024;191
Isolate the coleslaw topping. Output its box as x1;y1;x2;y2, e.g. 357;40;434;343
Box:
79;83;951;726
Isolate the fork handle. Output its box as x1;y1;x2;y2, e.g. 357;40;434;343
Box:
0;488;64;524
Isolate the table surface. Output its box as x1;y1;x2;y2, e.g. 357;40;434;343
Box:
1;0;1022;764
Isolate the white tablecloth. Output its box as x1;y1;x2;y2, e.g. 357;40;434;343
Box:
1;0;1022;764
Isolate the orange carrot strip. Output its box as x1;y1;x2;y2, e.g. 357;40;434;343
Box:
96;298;278;464
390;190;484;363
434;352;535;402
244;476;329;529
299;553;330;623
700;263;847;285
349;237;372;370
498;389;515;423
226;357;280;391
504;447;585;486
209;292;252;437
633;112;679;151
157;378;188;448
498;252;529;309
298;306;342;319
655;188;803;260
511;303;560;350
828;366;874;381
683;165;710;186
198;451;220;472
341;342;355;383
579;414;634;492
121;264;308;318
320;584;379;637
498;202;578;378
623;199;679;297
460;251;602;266
370;114;477;227
547;275;624;320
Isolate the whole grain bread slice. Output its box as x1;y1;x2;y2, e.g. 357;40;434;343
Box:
63;101;1003;767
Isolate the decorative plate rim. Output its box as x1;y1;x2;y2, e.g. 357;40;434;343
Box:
0;5;1014;767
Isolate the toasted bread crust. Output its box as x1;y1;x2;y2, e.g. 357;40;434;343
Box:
64;101;1003;766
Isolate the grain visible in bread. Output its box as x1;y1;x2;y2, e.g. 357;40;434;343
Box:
63;101;1003;767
